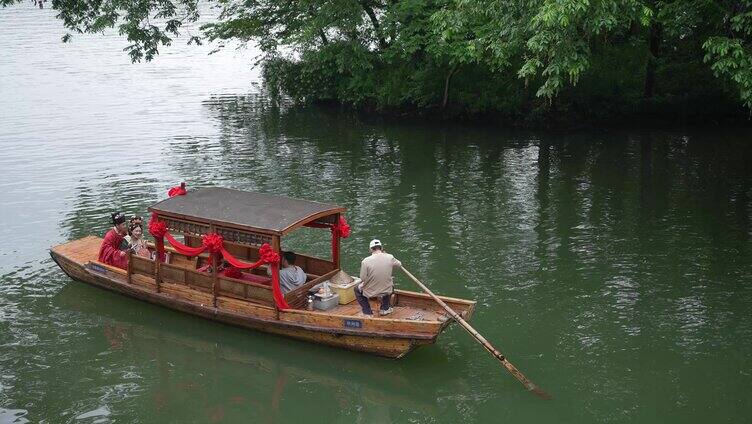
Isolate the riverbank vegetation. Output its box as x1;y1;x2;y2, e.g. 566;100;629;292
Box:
5;0;752;125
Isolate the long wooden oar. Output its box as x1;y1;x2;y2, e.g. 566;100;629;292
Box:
399;265;551;399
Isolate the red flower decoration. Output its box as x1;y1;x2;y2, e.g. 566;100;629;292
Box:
333;216;351;238
148;213;167;238
202;233;224;254
259;244;280;264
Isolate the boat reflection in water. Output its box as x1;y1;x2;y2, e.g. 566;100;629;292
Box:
54;281;460;422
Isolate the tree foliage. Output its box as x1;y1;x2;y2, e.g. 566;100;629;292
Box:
4;0;752;119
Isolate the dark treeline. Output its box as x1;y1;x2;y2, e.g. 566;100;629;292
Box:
5;0;752;126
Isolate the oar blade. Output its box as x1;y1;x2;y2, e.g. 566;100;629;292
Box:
399;265;551;400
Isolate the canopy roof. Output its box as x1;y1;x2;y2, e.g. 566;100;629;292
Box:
149;187;345;235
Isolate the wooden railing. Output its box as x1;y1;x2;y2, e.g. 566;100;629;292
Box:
131;255;155;276
217;276;274;306
161;262;213;292
130;239;343;310
128;249;276;307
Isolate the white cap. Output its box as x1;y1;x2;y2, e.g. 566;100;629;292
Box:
369;239;382;249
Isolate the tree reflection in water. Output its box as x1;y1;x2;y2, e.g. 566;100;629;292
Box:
44;93;752;422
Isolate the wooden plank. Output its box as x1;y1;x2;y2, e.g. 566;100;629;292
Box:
51;236;102;265
131;273;157;291
217;276;273;304
327;301;446;322
171;254;197;269
217;296;276;319
161;281;214;305
217;279;246;300
327;303;361;316
131;256;155;275
394;290;476;317
127;250;133;285
186;270;213;291
160;263;186;285
279;308;441;335
89;260;126;275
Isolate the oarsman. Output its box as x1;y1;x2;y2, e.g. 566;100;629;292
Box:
356;239;401;317
98;211;129;270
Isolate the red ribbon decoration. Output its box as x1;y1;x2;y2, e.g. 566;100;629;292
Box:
148;213;167;239
202;233;224;254
147;214;290;309
168;182;187;197
164;232;205;256
217;244;287;309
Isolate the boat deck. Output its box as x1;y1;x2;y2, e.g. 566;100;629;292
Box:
328;302;446;321
54;235;101;265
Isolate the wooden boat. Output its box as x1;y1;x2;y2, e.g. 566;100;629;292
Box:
50;188;475;358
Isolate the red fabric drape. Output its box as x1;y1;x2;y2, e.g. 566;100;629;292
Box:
269;264;287;310
168;182;186;197
218;244;288;308
164;232;205;256
147;214;290;309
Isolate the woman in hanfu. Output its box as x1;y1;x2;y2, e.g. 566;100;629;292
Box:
98;211;129;269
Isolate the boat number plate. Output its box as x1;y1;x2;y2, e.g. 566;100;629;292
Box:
343;319;362;329
90;263;106;274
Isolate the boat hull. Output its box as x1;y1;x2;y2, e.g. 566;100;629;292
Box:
51;248;435;358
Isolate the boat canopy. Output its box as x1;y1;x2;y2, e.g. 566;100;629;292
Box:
149;187;346;236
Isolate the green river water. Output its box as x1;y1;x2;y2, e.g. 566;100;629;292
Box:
2;4;752;423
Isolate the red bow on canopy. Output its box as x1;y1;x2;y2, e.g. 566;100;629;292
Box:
332;216;351;238
168;182;187;197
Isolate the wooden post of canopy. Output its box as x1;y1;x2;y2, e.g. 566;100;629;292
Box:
155;223;163;293
127;249;133;285
333;213;341;269
149;211;165;293
155;258;162;293
210;224;218;308
272;235;281;319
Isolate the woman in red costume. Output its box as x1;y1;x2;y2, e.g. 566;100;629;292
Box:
98;211;129;270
